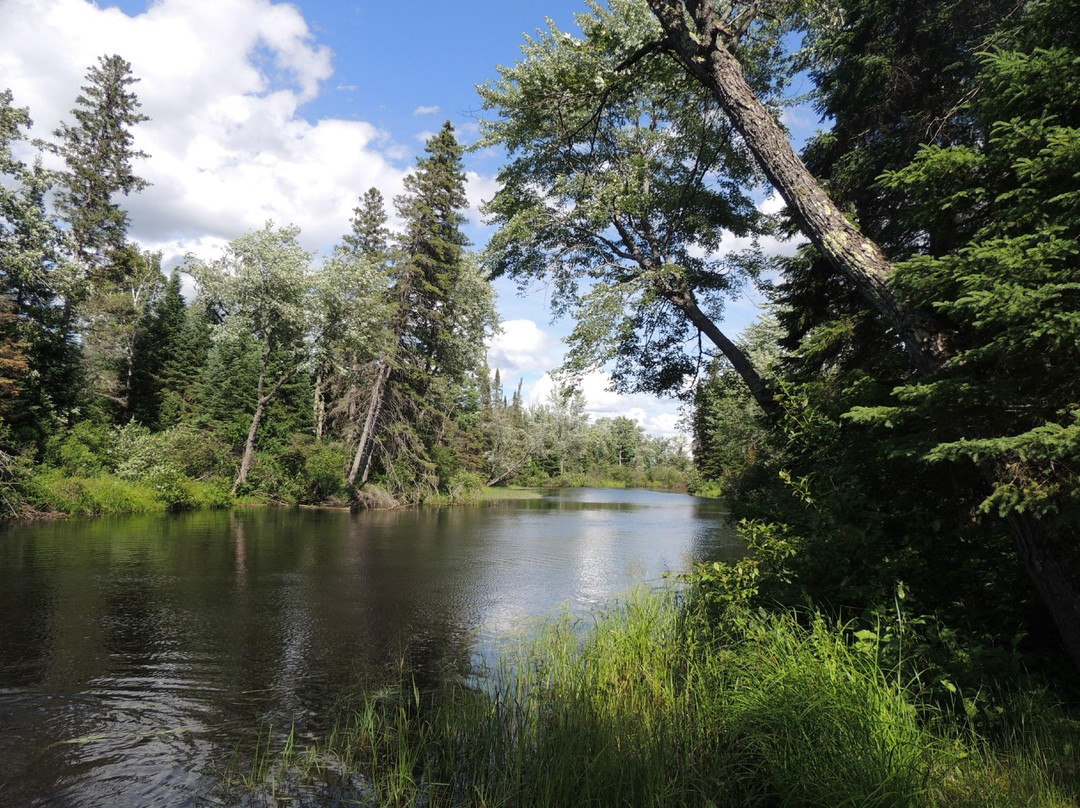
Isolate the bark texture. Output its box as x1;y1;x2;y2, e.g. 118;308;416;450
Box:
347;360;390;487
646;0;936;374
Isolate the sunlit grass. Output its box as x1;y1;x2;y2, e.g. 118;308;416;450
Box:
227;589;1080;808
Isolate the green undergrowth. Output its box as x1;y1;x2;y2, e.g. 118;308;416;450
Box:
225;589;1080;808
26;468;232;516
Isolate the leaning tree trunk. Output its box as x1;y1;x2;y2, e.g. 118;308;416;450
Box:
665;286;775;415
234;339;305;495
644;0;1080;671
347;360;391;487
646;0;936;376
234;342;272;493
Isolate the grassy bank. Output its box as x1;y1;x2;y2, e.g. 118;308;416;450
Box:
23;469;233;516
226;589;1080;807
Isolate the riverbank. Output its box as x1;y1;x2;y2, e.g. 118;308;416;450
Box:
2;466;691;521
229;588;1080;808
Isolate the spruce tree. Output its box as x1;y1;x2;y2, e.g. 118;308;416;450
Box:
346;123;496;493
51;54;149;285
0;89;83;446
129;270;187;428
341;188;390;261
393;121;471;383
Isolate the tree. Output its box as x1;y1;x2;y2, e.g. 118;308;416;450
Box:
643;0;938;373
80;245;164;419
50;54;149;290
347;124;497;494
0;89;82;446
312;235;389;443
478;0;775;411
128;270;212;429
46;54;151;425
188;224;316;492
692;307;783;488
851;2;1080;640
662;0;1080;670
341;188;391;262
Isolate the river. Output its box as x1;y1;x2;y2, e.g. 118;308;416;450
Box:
0;488;740;807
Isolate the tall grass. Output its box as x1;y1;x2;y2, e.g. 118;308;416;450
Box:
230;589;1080;808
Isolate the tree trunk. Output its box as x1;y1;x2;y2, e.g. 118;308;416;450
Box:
646;0;936;375
234;398;266;494
348;360;391;486
233;339;305;494
999;475;1080;672
666;287;775;415
313;366;326;441
234;342;271;494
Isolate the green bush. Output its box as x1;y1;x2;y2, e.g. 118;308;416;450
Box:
303;443;348;502
113;422;232;481
26;469;161;516
45;421;115;476
646;464;686;490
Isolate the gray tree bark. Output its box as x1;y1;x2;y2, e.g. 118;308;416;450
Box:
347;360;390;487
646;0;937;375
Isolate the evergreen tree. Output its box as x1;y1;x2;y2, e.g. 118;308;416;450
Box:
347;123;498;494
393;121;471;383
79;245;164;420
50;54;149;288
129;270;189;428
341;188;390;261
0;89;82;447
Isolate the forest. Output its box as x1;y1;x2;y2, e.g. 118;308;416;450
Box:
0;85;689;515
2;0;1080;804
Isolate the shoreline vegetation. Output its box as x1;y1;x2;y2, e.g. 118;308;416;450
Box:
0;464;693;522
223;587;1080;808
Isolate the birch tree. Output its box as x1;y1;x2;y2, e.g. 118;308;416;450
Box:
188;223;315;493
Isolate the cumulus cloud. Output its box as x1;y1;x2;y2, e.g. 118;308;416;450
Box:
0;0;409;259
412;104;440;116
487;319;557;377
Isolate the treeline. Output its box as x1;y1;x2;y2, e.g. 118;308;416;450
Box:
0;61;687;516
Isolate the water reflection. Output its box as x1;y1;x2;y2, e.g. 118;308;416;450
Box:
0;490;740;807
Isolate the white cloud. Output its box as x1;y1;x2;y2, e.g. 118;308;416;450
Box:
0;0;409;256
412;104;440;116
487;319;556;377
465;169;500;222
528;370;684;438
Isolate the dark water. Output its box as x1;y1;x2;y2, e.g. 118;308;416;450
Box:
0;489;739;807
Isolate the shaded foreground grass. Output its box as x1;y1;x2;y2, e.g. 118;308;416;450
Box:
227;590;1080;807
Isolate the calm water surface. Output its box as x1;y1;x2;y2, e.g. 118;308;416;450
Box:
0;489;739;807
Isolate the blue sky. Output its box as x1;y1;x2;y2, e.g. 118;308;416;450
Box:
0;0;816;437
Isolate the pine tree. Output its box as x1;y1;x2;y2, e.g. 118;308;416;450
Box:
346;123;496;493
393;121;471;384
128;270;188;428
